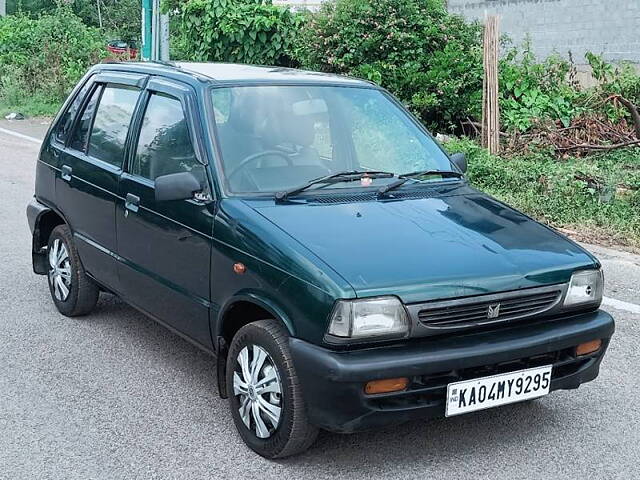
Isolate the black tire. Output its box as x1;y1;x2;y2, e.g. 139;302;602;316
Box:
226;320;318;459
46;225;99;316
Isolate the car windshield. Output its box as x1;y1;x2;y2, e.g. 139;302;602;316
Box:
211;85;454;194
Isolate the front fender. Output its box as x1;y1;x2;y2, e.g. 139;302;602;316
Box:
214;290;296;340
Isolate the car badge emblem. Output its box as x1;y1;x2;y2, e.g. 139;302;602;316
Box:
487;303;501;319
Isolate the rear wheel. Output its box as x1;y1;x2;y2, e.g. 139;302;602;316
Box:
46;225;99;316
226;320;318;458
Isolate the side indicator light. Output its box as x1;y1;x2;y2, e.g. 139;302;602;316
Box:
364;377;409;395
233;262;246;275
576;339;602;356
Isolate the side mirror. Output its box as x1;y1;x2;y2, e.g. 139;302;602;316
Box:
450;152;467;174
155;172;202;202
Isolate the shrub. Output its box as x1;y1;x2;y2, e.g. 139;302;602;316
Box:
499;43;584;132
8;0;140;43
293;0;484;133
586;52;640;124
73;0;141;43
0;8;106;111
170;0;304;66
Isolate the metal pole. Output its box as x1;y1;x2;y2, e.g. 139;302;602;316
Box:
96;0;103;29
141;0;153;60
159;13;170;61
151;0;159;60
0;0;6;17
141;0;169;62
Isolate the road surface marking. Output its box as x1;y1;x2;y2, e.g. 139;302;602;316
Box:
602;296;640;314
0;126;42;145
0;126;639;315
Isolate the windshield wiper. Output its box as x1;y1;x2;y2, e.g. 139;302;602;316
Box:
377;170;463;197
275;170;394;202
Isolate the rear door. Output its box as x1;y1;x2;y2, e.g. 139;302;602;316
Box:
116;78;214;348
54;72;146;290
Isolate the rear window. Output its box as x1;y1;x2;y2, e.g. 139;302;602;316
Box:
87;86;140;168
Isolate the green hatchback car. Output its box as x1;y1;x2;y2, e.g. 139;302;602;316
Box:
28;62;614;458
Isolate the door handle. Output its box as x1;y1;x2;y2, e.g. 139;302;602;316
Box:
61;165;72;182
125;193;140;213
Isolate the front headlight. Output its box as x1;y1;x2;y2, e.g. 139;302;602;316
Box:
327;296;409;340
563;269;603;307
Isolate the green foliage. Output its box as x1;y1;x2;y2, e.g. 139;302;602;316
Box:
293;0;484;133
8;0;140;43
73;0;141;43
500;43;584;131
500;46;640;134
586;52;640;123
0;8;107;112
445;137;640;244
170;0;304;66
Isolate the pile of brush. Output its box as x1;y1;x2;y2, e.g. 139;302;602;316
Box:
464;95;640;157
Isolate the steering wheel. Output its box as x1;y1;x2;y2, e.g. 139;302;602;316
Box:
227;150;293;182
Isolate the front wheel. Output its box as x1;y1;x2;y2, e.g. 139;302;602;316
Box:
226;320;318;458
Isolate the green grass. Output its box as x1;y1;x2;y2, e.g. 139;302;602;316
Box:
445;138;640;248
0;97;61;118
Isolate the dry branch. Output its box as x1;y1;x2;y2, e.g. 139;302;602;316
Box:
613;96;640;139
556;139;640;152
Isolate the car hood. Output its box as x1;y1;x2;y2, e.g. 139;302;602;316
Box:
250;189;597;303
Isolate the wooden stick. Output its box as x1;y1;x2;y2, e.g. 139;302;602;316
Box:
482;15;500;154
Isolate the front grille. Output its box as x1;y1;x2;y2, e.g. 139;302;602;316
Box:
416;286;562;329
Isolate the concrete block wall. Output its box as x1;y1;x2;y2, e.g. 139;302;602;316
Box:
447;0;640;65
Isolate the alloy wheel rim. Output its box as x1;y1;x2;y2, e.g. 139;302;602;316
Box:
233;344;282;439
48;239;71;301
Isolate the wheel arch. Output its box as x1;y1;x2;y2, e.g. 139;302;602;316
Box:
215;292;295;345
27;200;67;274
213;292;295;399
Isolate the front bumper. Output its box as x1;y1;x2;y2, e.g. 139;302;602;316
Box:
289;309;614;433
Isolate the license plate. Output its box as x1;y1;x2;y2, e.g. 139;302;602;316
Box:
445;365;552;417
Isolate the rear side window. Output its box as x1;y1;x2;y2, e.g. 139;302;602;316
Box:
130;93;202;181
88;86;140;168
55;81;92;144
70;86;102;152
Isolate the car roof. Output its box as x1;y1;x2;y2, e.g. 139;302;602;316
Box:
94;61;373;87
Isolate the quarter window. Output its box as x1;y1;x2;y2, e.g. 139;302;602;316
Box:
131;93;203;182
88;86;140;168
55;81;92;144
69;85;102;152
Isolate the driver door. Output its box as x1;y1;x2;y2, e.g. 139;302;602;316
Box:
116;78;215;349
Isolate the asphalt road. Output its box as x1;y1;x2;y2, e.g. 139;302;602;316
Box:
1;119;639;480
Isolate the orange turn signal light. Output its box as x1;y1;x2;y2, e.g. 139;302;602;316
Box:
364;377;409;395
576;339;602;356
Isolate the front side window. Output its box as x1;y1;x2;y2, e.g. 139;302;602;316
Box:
88;86;140;168
211;86;452;194
130;93;204;183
